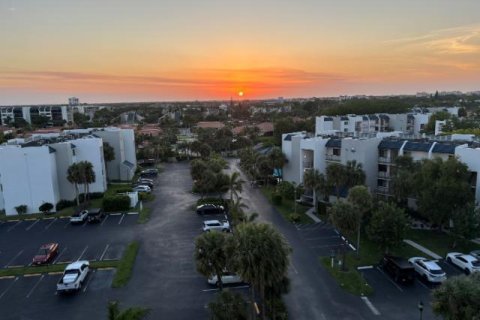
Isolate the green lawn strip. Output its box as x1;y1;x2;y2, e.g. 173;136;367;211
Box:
320;257;373;296
0;260;119;278
260;186;314;224
137;207;151;224
0;212;72;222
111;241;140;288
405;229;480;258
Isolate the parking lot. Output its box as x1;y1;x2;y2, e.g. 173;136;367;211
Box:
295;221;353;257
0;213;138;320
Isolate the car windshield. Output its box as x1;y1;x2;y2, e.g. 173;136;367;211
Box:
64;269;79;275
430;269;444;275
36;248;47;255
472;260;480;267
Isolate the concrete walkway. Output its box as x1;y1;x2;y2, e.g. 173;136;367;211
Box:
403;239;443;260
304;207;322;223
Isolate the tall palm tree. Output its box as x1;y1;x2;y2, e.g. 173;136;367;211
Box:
303;169;325;212
229;223;291;320
107;301;149;320
78;161;96;204
67;163;82;206
228;172;244;202
195;231;228;290
344;160;366;188
268;147;286;172
230;197;249;227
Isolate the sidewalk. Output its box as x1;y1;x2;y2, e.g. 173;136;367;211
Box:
304;207;322;223
403;239;442;260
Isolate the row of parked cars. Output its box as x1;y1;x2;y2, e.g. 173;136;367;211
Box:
381;250;480;285
131;168;159;193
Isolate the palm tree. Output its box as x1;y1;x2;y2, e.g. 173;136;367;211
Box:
228;172;244;202
78;161;96;204
229;223;291;320
344;160;366;188
208;290;248;320
326;163;346;199
268;147;286;172
230;197;249;226
303;169;325;212
67;163;82;206
195;231;228;290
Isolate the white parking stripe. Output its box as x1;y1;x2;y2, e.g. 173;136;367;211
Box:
4;250;24;268
99;244;110;261
26;275;45;298
118;214;125;225
100;214;110;226
361;296;381;316
44;218;57;230
7;221;22;232
110;213;122;216
54;247;68;264
77;246;89;261
0;277;18;300
25;219;40;231
127;212;139;215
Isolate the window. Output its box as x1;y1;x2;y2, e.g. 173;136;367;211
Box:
333;148;341;156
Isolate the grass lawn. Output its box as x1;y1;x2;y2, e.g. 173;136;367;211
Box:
137;207;151;224
320;257;373;296
405;229;480;258
0;260;119;278
260;186;314;224
112;241;140;288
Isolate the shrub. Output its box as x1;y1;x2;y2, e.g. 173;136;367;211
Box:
15;205;28;215
103;195;131;212
272;193;283;205
114;188;133;194
79;192;105;202
289;213;301;223
277;182;295;200
56;200;76;211
39;202;54;214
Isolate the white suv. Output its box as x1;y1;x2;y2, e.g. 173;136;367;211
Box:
202;220;231;233
70;210;88;223
446;252;480;274
408;257;446;283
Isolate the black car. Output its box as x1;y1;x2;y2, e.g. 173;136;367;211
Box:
381;255;415;284
87;208;105;223
196;204;226;215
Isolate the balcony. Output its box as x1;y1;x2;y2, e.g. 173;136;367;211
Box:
378;156;395;164
377;171;390;179
326;154;341;162
375;186;392;195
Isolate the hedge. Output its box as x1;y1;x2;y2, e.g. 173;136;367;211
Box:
103;195;131;212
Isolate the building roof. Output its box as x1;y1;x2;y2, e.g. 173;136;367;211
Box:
232;126;245;135
326;138;341;148
403;141;434;152
340;116;349;121
122;160;135;170
378;140;404;150
379;114;390;120
431;143;457;154
368;115;379;120
283;134;293;141
196;121;225;129
256;122;273;134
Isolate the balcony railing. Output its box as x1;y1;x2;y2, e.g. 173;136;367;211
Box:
325;154;341;162
377;171;390;179
378;156;395;164
375;186;392;195
303;161;313;169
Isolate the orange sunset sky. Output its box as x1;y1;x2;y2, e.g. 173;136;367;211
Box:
1;0;480;104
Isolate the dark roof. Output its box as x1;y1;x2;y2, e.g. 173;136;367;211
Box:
368;115;379;120
378;140;404;150
403;141;433;152
362;116;369;121
431;143;457;154
379;114;390;120
283;134;292;141
407;114;414;119
122;160;135;170
340;116;349;121
324;117;333;121
326;138;341;148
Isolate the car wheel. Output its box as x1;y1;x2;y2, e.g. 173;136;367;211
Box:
465;268;470;275
447;257;452;263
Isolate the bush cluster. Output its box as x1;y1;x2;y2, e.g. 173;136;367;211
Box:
103;195;131;212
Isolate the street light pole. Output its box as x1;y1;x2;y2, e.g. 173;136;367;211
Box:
294;184;297;215
418;301;424;320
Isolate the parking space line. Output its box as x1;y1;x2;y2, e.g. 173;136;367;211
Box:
25;219;40;231
0;277;18;300
7;221;22;232
44;218;57;230
127;212;139;215
99;244;110;261
54;247;68;264
375;267;404;292
100;215;110;226
361;296;381;316
82;270;96;293
290;263;299;275
26;275;45;298
110;213;122;216
4;249;24;268
118;214;125;225
77;246;89;261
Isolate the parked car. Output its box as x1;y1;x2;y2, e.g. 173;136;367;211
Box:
208;272;242;286
32;243;59;265
381;255;415;284
203;220;231;233
137;177;154;184
408;257;446;283
141;168;158;175
87;208;105;223
135;180;154;189
446;252;480;274
196;204;225;215
57;261;90;293
70;210;88;223
470;250;480;260
133;185;151;193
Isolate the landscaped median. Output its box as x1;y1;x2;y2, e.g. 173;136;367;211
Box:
112;241;140;288
320;257;373;296
260;186;314;224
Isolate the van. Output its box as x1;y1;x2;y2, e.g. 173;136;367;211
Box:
381;255;415;284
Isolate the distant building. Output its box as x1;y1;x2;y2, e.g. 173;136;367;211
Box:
0;105;73;126
196;121;225;130
68;97;79;106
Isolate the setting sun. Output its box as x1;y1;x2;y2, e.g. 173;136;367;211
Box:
238;91;244;97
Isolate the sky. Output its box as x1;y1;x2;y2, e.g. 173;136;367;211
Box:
1;0;480;104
